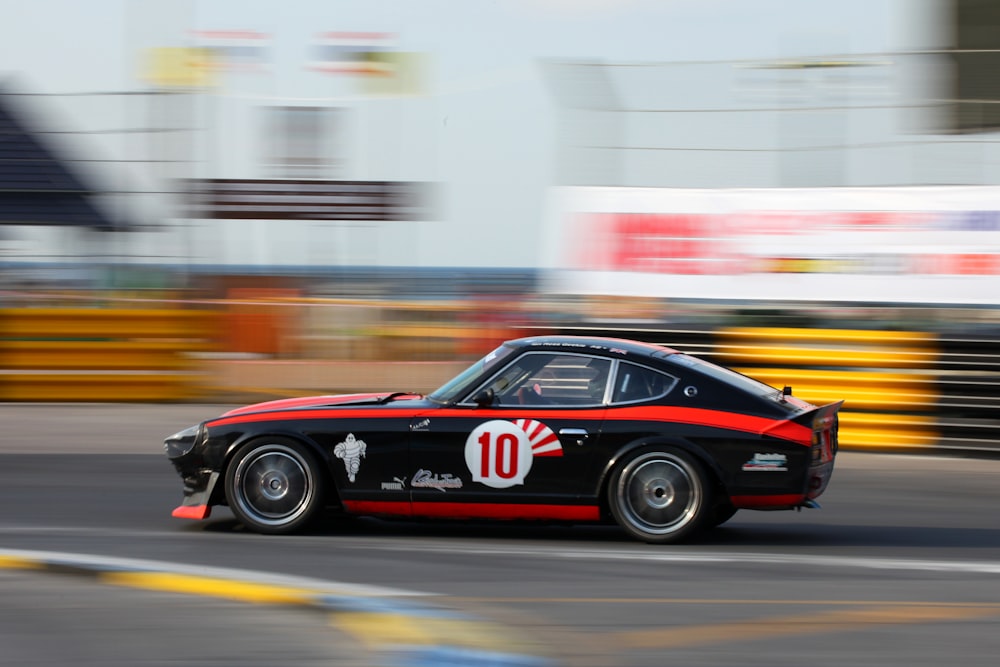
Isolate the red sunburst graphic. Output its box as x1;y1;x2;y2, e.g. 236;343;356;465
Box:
514;419;563;457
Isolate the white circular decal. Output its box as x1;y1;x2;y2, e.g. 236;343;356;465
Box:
465;420;534;489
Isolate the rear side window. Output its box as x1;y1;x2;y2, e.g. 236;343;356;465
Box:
668;353;777;398
611;362;677;404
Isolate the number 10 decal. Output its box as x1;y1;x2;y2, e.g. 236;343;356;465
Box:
465;419;562;489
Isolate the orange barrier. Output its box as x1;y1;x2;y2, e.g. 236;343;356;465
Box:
0;308;215;402
223;288;302;357
0;308;214;339
0;371;202;402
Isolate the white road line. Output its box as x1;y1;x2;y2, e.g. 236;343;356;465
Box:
0;547;435;597
5;527;1000;579
354;542;1000;576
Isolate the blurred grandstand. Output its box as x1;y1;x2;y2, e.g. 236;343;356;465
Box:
3;1;1000;454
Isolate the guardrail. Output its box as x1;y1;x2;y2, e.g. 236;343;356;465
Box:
714;327;940;452
543;323;1000;456
0;308;215;402
3;303;999;456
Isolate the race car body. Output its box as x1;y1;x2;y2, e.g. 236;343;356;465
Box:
166;335;842;543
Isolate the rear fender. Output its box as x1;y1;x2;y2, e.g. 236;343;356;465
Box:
595;437;725;509
767;400;843;502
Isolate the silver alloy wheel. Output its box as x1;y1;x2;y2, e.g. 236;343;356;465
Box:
230;443;316;529
613;451;703;539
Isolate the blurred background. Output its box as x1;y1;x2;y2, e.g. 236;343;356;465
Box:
3;0;1000;454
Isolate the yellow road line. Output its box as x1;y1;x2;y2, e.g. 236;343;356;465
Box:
99;571;316;606
0;555;45;570
2;552;546;662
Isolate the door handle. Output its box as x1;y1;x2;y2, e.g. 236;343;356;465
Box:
559;428;589;446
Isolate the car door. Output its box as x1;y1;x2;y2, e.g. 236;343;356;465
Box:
407;352;610;520
305;406;416;513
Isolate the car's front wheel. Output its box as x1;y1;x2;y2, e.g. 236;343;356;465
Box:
608;448;711;544
225;437;326;534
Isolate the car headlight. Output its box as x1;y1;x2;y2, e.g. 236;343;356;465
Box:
164;424;203;459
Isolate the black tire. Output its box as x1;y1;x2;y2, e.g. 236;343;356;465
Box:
608;448;711;544
225;437;326;534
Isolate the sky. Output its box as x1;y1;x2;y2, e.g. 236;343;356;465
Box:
0;1;935;95
0;0;947;269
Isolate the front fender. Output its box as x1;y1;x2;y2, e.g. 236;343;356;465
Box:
221;428;328;466
210;428;336;506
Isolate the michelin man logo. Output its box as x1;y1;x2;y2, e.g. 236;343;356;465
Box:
334;433;367;483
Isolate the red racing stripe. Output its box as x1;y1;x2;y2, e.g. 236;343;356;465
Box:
210;405;812;445
412;502;600;521
730;493;806;509
431;408;605;419
343;500;600;522
605;406;813;445
208;407;410;428
220;393;392;417
343;500;412;516
411;406;811;445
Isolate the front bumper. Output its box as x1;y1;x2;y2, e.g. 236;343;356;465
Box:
165;423;219;520
170;469;220;520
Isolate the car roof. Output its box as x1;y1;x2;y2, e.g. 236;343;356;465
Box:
504;335;679;361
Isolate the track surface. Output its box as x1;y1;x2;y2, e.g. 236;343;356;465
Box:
2;404;1000;666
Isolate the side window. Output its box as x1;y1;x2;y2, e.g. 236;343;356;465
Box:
612;362;676;404
482;353;612;406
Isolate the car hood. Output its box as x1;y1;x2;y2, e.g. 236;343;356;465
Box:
221;392;420;417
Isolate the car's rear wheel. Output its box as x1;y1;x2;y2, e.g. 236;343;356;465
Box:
608;448;710;544
225;437;326;534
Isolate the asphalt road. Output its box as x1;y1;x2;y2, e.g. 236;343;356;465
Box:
2;404;1000;666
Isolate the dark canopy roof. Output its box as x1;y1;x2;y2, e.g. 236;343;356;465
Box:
0;85;115;230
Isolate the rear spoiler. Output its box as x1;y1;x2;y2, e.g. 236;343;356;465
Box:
791;400;844;430
762;400;844;444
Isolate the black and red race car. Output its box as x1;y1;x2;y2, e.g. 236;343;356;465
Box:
165;335;842;543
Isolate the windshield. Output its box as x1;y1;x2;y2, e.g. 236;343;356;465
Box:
427;343;517;404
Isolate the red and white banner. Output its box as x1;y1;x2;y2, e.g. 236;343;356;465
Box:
542;186;1000;305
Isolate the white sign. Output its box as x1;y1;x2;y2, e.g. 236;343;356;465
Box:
542;185;1000;305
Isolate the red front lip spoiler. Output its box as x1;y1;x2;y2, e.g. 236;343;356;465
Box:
172;504;212;520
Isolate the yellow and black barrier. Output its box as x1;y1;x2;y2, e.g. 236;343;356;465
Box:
717;327;939;451
4;304;990;456
0;308;216;402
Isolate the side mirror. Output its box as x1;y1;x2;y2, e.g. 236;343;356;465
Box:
472;388;496;408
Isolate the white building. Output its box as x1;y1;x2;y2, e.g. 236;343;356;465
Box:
2;0;1000;303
